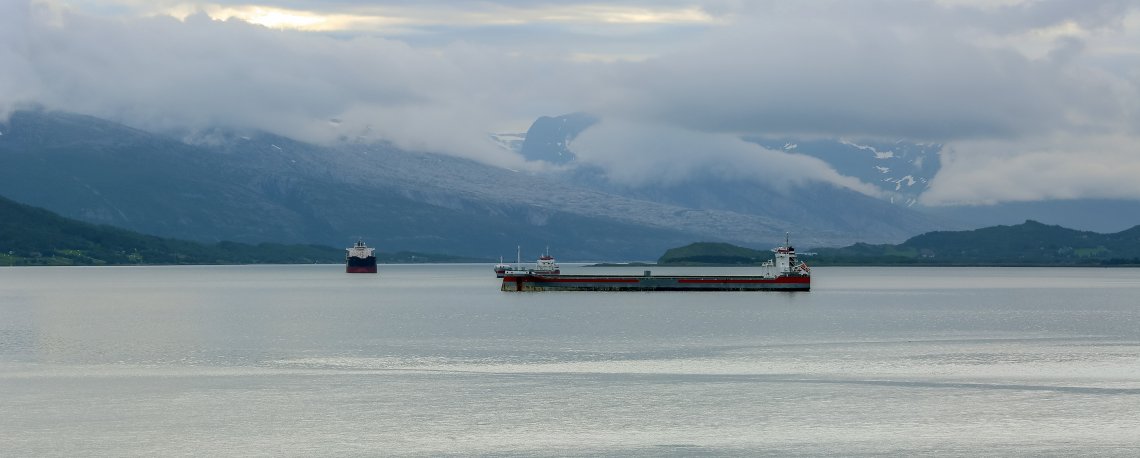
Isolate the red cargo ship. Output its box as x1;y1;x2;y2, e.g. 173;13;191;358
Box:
502;237;809;292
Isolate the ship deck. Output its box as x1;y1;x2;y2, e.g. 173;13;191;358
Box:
501;273;810;292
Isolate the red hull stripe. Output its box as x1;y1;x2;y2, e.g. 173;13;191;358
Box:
503;276;808;284
346;266;377;273
503;276;638;283
677;277;809;284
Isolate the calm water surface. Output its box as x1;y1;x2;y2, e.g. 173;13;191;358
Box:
1;265;1139;456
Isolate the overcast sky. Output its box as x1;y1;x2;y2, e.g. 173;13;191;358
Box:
2;0;1139;206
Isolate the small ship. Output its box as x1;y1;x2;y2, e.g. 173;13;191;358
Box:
345;240;377;273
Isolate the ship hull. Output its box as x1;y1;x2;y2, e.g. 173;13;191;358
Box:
346;256;377;274
501;274;809;292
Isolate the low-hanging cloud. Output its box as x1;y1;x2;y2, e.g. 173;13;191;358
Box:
568;119;883;196
922;134;1140;205
0;2;590;168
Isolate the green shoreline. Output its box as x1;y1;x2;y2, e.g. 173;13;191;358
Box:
587;261;1140;268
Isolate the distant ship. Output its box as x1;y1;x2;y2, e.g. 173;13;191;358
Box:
493;258;512;278
495;247;560;277
502;237;809;292
494;246;523;278
345;240;377;273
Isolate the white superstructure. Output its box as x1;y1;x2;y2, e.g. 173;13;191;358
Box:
346;240;375;259
760;234;811;278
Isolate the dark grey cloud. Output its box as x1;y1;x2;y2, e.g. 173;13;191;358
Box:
0;1;38;116
2;3;588;165
586;2;1136;142
964;0;1135;32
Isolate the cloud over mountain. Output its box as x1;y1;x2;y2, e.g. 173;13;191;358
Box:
2;0;1139;205
568;120;881;196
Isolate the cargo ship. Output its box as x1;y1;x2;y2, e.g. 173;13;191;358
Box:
501;239;809;292
494;247;560;277
345;240;377;273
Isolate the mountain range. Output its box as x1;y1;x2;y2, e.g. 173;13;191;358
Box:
508;113;1140;236
1;110;957;260
504;114;953;245
0;194;486;266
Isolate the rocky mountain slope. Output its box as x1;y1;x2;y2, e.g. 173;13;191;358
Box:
2;110;949;259
0;194;342;265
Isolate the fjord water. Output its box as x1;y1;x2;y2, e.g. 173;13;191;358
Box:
1;265;1138;456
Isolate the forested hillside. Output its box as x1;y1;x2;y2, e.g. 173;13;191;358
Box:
657;221;1140;266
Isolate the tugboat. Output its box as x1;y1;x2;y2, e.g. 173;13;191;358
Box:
502;236;809;292
345;240;377;273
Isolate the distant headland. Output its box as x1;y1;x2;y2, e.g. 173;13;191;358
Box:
656;221;1140;267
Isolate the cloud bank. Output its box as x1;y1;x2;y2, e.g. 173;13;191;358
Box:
569;120;882;196
922;134;1140;205
2;0;1139;204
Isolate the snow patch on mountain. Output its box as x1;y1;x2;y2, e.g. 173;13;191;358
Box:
752;137;942;208
489;132;526;153
841;139;896;159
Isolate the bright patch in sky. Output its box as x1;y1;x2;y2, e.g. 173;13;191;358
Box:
540;5;714;24
161;5;405;31
212;7;328;30
147;2;716;32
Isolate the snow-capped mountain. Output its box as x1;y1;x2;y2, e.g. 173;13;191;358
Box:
517;113;597;164
488;132;525;154
746;137;941;208
498;113;1140;236
497;113;952;244
500;113;942;210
